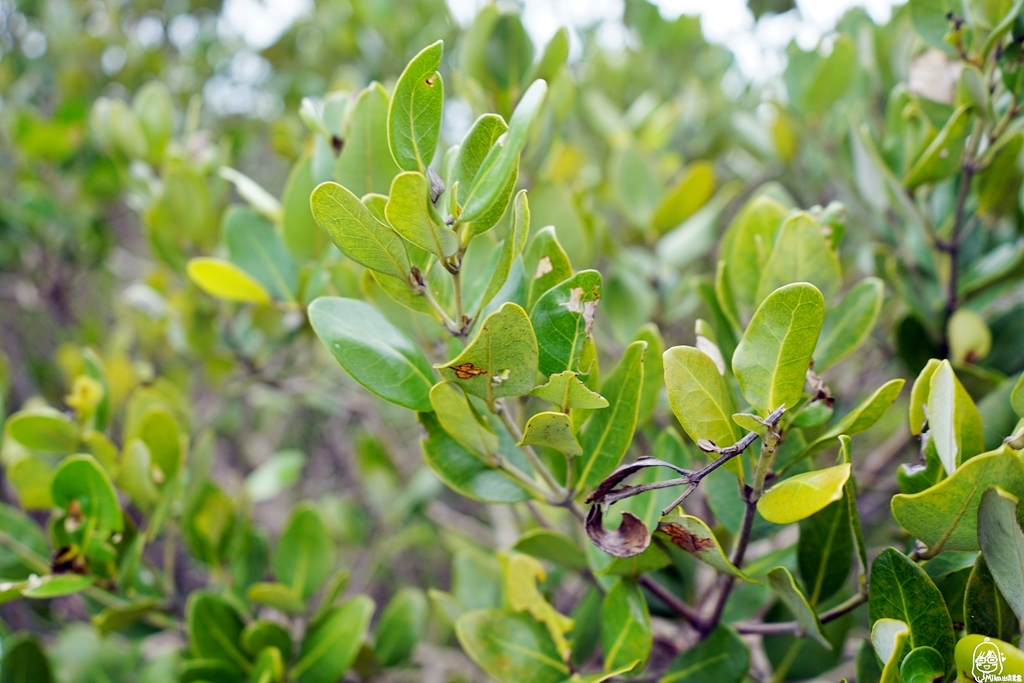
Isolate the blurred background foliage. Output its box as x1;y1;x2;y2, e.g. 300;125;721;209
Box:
4;0;1024;680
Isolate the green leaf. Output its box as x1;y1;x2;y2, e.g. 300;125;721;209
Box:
455;609;570;683
437;302;538;403
798;499;854;606
335;83;401;196
273;503;333;599
978;487;1024;628
291;596;374;683
955;634;1024;681
139;406;183;484
248;582;306;615
610;145;659;226
245;450;306;503
385;171;458;259
870;618;911;683
765;566;831;648
374;587;428;666
388;40;444;173
814;277;884;372
658;625;749;683
838;436;869;579
21;574;93;598
1013;371;1024;418
282;153;327;260
930;360;985;474
530;270;602;377
802;35;856;113
187;257;272;304
0;635;53;683
7;456;54;509
732;282;824;417
520;411;582;455
224;206;299;303
755;213;841;306
633;323;664;425
652;160;716;234
91;596;162;634
720;194;789;311
454;114;517;235
910;359;941;436
869;547;955;672
909;0;964;53
904;105;972;190
310;182;410;280
182;481;235;565
459;80;547;224
600;579;652;672
478;189;530;313
577;340;646;489
309;297;434;411
430;381;500;457
792;379;906;466
664;345;742;459
51;454;122;534
249;647;284;683
514;529;587;570
420;412;531;503
655;510;752;580
531;371;608;411
219;167;282;224
948;308;992;366
523;226;573;314
4;409;79;452
893;445;1024;553
186;591;250;675
0;502;48;579
242;621;292;661
966;554;1018;641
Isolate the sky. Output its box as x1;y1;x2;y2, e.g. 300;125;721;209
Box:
221;0;908;82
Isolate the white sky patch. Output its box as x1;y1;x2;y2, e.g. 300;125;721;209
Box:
219;0;313;50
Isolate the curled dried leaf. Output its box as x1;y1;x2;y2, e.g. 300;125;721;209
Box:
585;456;690;505
585;505;651;558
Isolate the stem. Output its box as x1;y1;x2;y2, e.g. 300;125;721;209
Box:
638;575;704;628
734;591;868;635
496;400;566;499
452;269;465;332
419;283;461;334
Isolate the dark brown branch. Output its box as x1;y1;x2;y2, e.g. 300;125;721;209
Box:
733;591;868;635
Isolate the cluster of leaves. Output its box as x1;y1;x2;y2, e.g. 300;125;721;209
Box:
9;0;1024;681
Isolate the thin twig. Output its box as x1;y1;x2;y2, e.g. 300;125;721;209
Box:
496;400;566;498
638;575;704;628
733;591;868;635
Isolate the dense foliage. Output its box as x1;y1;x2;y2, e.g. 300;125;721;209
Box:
7;0;1024;681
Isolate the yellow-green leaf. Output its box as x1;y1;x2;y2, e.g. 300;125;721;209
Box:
758;463;851;525
187;257;272;304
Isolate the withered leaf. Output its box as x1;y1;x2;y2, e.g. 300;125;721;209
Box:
585;504;651;558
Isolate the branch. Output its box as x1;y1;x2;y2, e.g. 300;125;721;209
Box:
638;575;704;628
733;591;868;635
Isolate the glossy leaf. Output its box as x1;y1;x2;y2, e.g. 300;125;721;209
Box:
385;171;458;259
756;213;841;305
310;182;410;280
4;409;79;452
420;412;531;503
798;499;854;606
309;297;434;411
871;618;910;683
291;596;374;683
273;503;334;599
455;114;517;234
520;411;582;455
523;225;573;313
600;579;652;672
929;359;985;475
374;587;428;666
732;282;824;417
955;635;1024;682
455;609;569;683
978;487;1024;627
655;510;751;580
478;189;530;313
531;270;602;378
794;379;905;465
531;371;608;411
577;340;646;489
430;381;499;457
633;323;664;425
50;454;123;534
766;566;830;648
187;257;272;304
892;445;1024;553
437;303;538;403
335;83;400;196
814;277;884;372
459;80;547;224
388;41;443;172
21;574;94;598
186;591;249;675
720;194;789;310
658;625;748;683
965;554;1018;641
664;345;742;451
869;547;955;672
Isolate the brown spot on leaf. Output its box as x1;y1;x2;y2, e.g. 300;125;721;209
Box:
425;75;436;86
585;505;650;558
449;362;487;380
657;521;715;553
